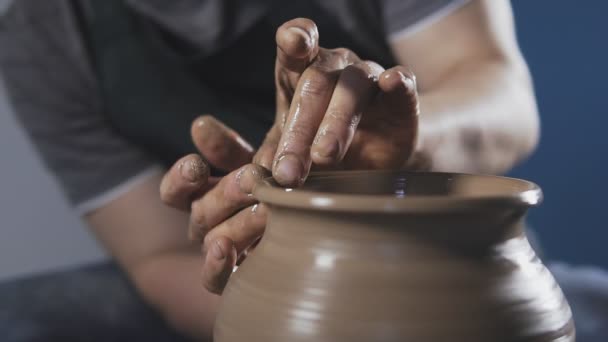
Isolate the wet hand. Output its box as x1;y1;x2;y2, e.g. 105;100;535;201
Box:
160;116;269;294
253;18;420;187
159;17;421;294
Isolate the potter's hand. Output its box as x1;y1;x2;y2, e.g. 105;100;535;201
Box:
160;115;254;210
160;116;268;294
253;18;420;187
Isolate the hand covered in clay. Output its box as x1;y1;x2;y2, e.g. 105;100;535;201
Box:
160;18;420;294
254;18;420;187
160;116;269;294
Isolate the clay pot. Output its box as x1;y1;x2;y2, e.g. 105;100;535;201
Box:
214;171;575;342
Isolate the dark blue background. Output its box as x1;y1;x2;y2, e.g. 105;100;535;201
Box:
509;2;608;267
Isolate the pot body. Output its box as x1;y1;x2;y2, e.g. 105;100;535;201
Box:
215;192;574;341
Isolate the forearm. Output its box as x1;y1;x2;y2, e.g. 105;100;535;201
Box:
130;249;220;341
87;173;218;341
415;57;539;174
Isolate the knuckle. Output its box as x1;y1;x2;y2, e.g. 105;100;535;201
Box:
310;51;342;72
333;47;350;54
332;47;351;57
362;60;384;75
299;76;330;97
324;108;361;133
345;61;383;82
325;108;354;125
343;63;374;82
190;203;207;230
332;47;357;64
203;232;215;249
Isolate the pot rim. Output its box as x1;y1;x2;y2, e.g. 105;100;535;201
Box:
253;170;543;213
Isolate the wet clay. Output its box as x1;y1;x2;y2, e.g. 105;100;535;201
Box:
214;170;575;342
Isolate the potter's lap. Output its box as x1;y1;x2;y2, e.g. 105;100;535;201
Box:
0;262;191;342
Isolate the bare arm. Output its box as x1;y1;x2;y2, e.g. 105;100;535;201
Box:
85;117;256;341
390;0;539;173
86;173;219;340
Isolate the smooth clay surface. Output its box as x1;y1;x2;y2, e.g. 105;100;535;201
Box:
215;170;575;342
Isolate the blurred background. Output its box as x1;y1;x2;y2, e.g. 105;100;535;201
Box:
508;1;608;268
1;1;607;281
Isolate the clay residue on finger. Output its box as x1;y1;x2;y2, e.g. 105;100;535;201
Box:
236;164;269;195
180;156;208;183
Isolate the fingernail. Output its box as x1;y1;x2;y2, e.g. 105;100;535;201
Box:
211;240;226;260
251;203;268;218
313;134;340;160
236;165;259;194
273;154;303;186
180;158;205;182
286;26;312;56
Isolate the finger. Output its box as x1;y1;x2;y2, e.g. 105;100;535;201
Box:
191;115;255;172
272;49;358;187
275;18;320;123
188;164;269;241
377;66;419;158
275;18;319;78
252;124;281;170
202;236;237;294
203;203;267;256
160;154;209;211
311;61;383;166
273;64;338;186
377;66;419;118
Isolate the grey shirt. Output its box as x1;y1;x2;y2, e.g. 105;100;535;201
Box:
0;0;468;214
